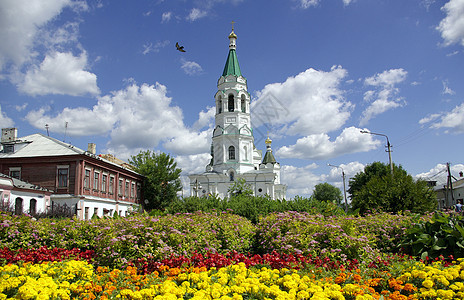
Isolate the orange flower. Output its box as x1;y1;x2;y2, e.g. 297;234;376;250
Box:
353;274;362;282
93;285;103;293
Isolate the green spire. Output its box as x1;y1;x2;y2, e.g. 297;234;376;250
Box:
262;150;277;164
222;49;242;77
262;136;277;164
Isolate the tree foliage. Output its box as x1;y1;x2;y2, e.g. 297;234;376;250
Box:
311;183;343;205
227;178;254;197
129;150;182;210
348;162;436;214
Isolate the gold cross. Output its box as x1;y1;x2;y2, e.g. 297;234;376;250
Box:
231;21;235;30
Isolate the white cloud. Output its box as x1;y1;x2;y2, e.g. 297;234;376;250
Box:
295;0;354;8
442;80;455;95
19;51;99;96
0;105;14;128
437;0;464;47
360;68;407;125
276;126;381;160
143;40;170;55
327;161;365;192
181;60;203;75
281;164;323;198
251;66;352;136
186;8;207;21
192;106;215;131
423;102;464;134
161;11;172;23
0;0;74;71
25;82;211;159
15;103;28;112
415;163;464;186
298;0;320;8
419;113;441;125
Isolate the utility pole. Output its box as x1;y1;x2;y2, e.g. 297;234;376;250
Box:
446;162;454;207
328;164;348;212
360;130;393;175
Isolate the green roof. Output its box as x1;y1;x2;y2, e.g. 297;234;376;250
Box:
262;150;277;164
222;49;242;77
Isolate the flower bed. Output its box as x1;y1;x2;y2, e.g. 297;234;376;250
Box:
1;256;463;299
255;211;422;262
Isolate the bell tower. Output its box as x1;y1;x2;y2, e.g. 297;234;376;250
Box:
208;26;258;177
189;25;287;200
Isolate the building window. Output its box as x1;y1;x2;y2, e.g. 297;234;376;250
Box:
9;167;21;179
136;183;141;200
94;172;99;190
102;174;107;192
57;167;69;188
131;182;135;198
84;169;91;188
109;176;114;194
85;207;89;220
125;181;129;197
243;146;248;161
241;98;246;113
229;172;234;182
15;197;23;215
218;97;222;114
119;179;123;195
3;144;14;153
228;146;235;160
93;207;98;218
30;199;37;215
228;94;234;112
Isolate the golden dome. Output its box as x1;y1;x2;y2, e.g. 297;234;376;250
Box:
228;30;237;39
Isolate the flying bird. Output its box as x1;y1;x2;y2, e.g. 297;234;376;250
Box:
176;42;186;52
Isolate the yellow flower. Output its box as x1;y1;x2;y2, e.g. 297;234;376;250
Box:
422;279;434;289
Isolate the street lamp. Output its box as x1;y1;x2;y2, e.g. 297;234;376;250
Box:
360;130;393;175
328;164;348;212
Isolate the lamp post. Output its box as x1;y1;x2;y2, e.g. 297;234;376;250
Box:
328;164;348;212
360;130;393;175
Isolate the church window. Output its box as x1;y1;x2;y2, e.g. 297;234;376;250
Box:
229;172;234;181
218;97;222;114
243;146;248;161
228;94;234;112
241;95;246;113
228;146;235;160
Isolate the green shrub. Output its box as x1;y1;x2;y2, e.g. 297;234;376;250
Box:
399;211;464;260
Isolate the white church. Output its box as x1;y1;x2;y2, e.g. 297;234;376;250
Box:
188;28;287;200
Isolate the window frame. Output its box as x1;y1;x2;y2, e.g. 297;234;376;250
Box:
57;165;69;188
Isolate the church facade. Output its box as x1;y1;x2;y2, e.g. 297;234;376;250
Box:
188;29;287;200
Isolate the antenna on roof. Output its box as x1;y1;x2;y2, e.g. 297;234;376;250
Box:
63;121;68;142
45;124;49;136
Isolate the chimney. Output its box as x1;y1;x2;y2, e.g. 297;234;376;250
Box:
87;143;96;154
1;128;17;143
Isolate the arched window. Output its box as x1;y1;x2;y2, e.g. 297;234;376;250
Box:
228;94;234;112
218;96;222;114
15;197;23;215
243;146;248;161
30;199;37;215
241;95;246;113
228;146;235;160
229;172;234;181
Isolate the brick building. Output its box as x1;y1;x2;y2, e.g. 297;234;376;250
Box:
0;128;143;219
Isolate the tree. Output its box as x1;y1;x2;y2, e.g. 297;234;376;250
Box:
227;178;253;197
311;183;343;205
129;150;182;211
348;162;436;214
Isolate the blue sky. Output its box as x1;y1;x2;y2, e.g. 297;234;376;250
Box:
1;0;464;198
